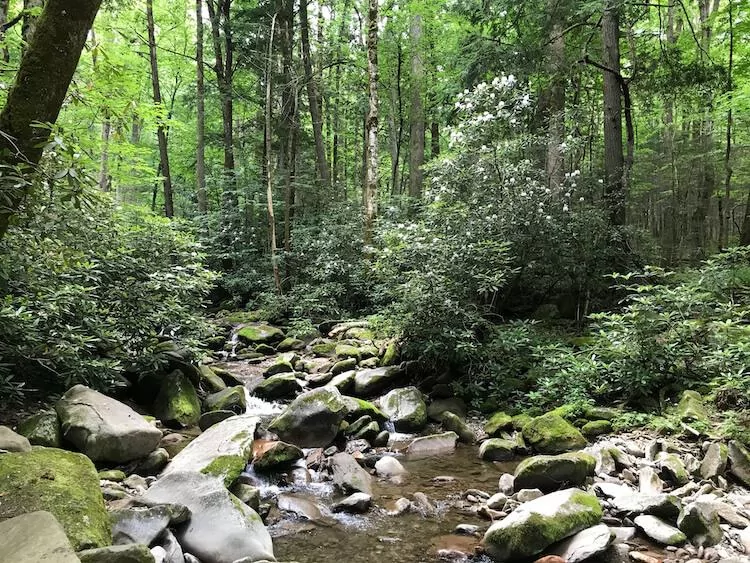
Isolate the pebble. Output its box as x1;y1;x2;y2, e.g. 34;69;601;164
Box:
453;524;480;536
498;473;514;495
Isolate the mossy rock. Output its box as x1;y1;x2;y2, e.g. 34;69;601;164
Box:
441;411;475;443
254;373;301;400
16;411;61;448
254;343;277;356
205;386;247;414
343;397;388;422
380;341;399;366
482;488;602;562
277;337;305;352
522;412;587;454
78;544;156;563
427;397;467;421
512;413;533;431
357;344;379;360
677;390;709;423
358;357;379;368
485;412;513;437
0;448;111;550
253;441;304;471
658;453;689;485
331;358;357;376
269;387;348;448
344;326;375;341
311;341;336;356
479;438;516;461
199;365;227;393
514;452;596;491
237;324;284;344
97;469;126;481
581;420;612;437
380;387;427;432
153;371;202;428
583;405;620;421
222;310;266;324
335;344;361;360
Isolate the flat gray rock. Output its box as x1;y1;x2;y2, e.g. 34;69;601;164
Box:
0;425;31;452
634;515;687;545
0;511;80;563
56;385;162;463
549;523;614;563
331;452;374;495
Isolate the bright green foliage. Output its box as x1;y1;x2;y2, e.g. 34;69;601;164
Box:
0;166;216;400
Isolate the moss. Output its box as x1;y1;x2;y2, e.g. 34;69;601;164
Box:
485;411;513;436
347;398;387;422
311;341;337;356
222;310;267;324
345;327;375;340
335;343;361;360
277;337;304;352
237;324;284;344
0;448;111;550
512;413;533;431
522;412;587;454
201;454;247;487
659;453;689;485
380;341;399;366
205;386;247;413
97;469;126;481
357;344;379;359
153;371;201;427
581;419;613;437
677;390;709;423
514;452;596;491
200;365;227;392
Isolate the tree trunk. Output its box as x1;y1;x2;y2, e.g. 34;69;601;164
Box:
0;0;10;63
265;14;282;293
0;0;102;240
719;0;733;249
408;13;424;199
99;113;111;191
146;0;174;218
389;41;403;196
21;0;44;45
363;0;379;246
602;0;625;226
430;121;439;159
196;0;207;214
299;0;330;189
545;0;565;190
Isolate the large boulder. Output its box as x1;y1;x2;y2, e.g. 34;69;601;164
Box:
236;323;284;344
485;412;513;437
427;397;467;421
56;385;162;463
153;371;201;428
111;504;189;546
254;373;302;400
161;414;258;487
252;439;303;471
0;425;31;452
330;452;373;495
379;387;427;432
634;515;686;545
0;511;80;563
547;524;614;563
479;438;516;461
205;386;247;414
353;366;403;396
677;390;708;423
514;452;596;492
406;432;458;457
143;471;274;563
268;387;348;448
0;448;110;550
728;440;750;487
481;488;603;562
610;493;681;519
677;501;723;547
15;411;61;448
522;413;587;454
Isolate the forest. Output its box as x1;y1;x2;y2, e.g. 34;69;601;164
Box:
1;0;750;562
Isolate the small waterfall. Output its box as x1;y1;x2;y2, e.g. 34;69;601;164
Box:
243;387;284;417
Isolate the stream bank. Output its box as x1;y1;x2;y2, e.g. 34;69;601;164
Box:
1;318;750;563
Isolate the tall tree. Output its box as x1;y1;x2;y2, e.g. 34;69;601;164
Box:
0;0;103;240
299;0;330;189
601;0;625;225
363;0;379;244
544;0;565;190
21;0;44;45
146;0;174;218
408;12;424;199
265;13;282;292
196;0;207;214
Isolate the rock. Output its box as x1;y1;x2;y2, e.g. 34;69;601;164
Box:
205;386;247;414
15;411;61;448
263;354;297;377
634;515;687;545
375;455;407;477
427;397;468;421
161;414;258;487
99;469;127;481
583;406;620;421
111;504;189;546
479;438;516;461
373;431;389;447
353;366;403;396
677;501;722;547
56;385;162;463
277;493;332;524
522;413;587;454
0;511;80;563
346;415;374;436
237;324;284;344
330;452;373;495
381;341;399;366
412;491;437;517
154;371;201;428
548;523;614;563
199;365;227;392
516;489;544;503
594;482;634;499
305;371;334;387
0;425;31;452
159;530;184;563
487;492;508;510
481;488;603;562
78;544;156;563
272;389;346;448
514;452;596;492
254;373;302;400
610;493;681;519
485;412;513;436
134;448;170;476
343;396;388;422
252;440;303;470
700;443;728;481
331;492;372;513
388;497;412;516
380;387;427;432
326;370;356;393
455;523;481;536
231;483;261;511
499;473;515;495
581;420;613;437
406;432;459;457
329;358;356;376
638;467;664;495
440;412;475;443
354;420;380;442
728;440;750;487
0;448;110;550
277;337;304;352
658;453;689;485
335;343;361;360
512;413;533;430
198;409;235;431
143;471;274;563
677;390;709;423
